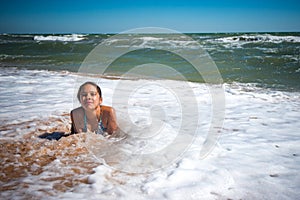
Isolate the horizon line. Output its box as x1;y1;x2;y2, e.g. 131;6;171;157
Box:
1;30;300;35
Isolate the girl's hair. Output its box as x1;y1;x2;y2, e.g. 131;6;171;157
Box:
77;81;102;101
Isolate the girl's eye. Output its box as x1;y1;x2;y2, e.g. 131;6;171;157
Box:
80;92;97;97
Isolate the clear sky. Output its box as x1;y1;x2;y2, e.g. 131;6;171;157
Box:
1;0;300;33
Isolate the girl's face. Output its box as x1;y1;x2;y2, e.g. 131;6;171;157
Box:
79;84;102;111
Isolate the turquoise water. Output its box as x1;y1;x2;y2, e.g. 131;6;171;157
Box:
0;33;299;91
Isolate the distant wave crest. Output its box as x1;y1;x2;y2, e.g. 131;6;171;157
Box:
33;34;85;42
215;34;300;44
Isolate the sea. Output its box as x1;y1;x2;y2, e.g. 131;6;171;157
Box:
0;32;300;199
1;32;300;91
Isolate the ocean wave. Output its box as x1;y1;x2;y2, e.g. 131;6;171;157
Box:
0;54;49;60
101;35;200;49
214;34;300;45
33;34;86;42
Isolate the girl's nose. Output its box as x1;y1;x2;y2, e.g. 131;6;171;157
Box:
87;93;92;99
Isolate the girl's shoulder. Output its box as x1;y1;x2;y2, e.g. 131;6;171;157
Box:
101;105;115;114
71;107;84;116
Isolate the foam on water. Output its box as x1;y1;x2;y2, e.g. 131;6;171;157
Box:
1;68;300;199
74;81;299;200
101;34;201;50
214;34;300;45
0;68;76;133
33;34;86;42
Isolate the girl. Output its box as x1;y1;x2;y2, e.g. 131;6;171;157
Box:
70;82;118;135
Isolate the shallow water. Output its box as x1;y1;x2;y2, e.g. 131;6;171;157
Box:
1;68;300;199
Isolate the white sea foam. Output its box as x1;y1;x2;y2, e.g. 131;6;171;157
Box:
101;35;200;49
0;68;76;129
213;34;300;48
33;34;86;42
80;81;299;199
1;68;300;199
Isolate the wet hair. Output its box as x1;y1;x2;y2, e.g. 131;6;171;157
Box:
77;81;102;101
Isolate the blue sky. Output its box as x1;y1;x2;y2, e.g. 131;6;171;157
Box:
1;0;300;33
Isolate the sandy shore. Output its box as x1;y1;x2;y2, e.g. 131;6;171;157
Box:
0;115;100;199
